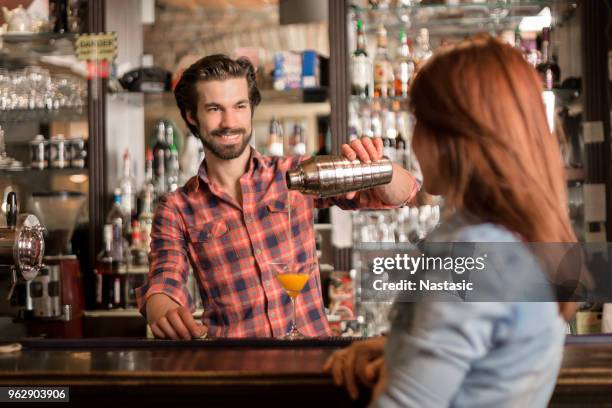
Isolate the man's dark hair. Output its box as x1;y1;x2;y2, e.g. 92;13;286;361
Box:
174;54;261;137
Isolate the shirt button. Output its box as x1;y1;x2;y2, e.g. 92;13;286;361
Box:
245;215;252;224
254;248;262;255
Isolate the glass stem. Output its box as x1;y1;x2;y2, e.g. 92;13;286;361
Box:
291;296;297;330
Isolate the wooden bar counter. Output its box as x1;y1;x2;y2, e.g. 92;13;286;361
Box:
0;336;610;406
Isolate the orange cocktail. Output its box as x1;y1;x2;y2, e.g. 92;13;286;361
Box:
276;273;309;297
269;262;317;339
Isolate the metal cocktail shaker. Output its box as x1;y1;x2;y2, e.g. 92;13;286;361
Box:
286;155;393;198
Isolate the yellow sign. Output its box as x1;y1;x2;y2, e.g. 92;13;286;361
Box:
75;33;117;61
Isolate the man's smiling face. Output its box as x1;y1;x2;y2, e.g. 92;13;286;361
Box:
187;77;253;160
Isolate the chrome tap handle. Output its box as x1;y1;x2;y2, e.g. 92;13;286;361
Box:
6;192;17;229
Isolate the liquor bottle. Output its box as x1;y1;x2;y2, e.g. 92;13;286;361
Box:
393;29;414;98
106;188;126;264
119;149;136;223
413;28;433;69
95;224;119;309
395;131;409;169
536;28;560;89
348;105;361;142
382;108;397;162
164;125;176;177
373;24;393;99
129;222;148;267
360;106;374;138
167;144;180;192
371;100;383;139
541;72;556;132
393;101;410;169
524;39;539;68
514;25;524;54
109;272;124;309
351;19;371;98
267;117;284;157
142;148;156;205
139;185;154;255
152;121;168;194
50;0;69;33
290;123;307;155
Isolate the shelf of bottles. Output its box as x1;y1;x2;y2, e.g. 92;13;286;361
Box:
0;32;78;59
94;119;201;311
345;0;569;335
348;4;428;192
348;0;568;184
351;1;553;35
0;0;86;58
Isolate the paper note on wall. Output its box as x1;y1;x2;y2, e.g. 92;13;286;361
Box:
584;183;607;222
583;121;605;144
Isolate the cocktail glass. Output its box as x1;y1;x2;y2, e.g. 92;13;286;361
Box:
270;262;316;339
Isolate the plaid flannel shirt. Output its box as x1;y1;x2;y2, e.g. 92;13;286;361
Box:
136;148;419;338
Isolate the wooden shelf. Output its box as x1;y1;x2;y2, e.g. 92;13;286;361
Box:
0;107;86;123
352;1;556;36
0;167;87;176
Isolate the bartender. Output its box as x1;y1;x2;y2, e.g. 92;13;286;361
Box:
135;54;419;339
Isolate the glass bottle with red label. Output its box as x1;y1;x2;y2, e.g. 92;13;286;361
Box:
373;24;393;99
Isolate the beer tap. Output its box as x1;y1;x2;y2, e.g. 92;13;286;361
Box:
1;192;45;309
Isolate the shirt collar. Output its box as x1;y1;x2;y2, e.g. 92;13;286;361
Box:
192;146;267;193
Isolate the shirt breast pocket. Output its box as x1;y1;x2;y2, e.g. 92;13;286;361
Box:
186;221;230;267
187;220;228;243
262;196;297;260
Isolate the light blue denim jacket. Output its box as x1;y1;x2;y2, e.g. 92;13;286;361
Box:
371;212;566;408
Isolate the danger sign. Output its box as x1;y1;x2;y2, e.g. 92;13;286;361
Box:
75;32;118;61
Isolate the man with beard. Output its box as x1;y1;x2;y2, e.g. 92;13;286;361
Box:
136;54;420;339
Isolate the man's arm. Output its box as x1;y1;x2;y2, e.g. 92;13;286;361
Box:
371;163;418;206
134;195;206;340
315;137;419;210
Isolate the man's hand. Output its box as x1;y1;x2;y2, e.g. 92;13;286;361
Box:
341;137;384;200
146;293;207;340
323;336;387;400
341;136;417;205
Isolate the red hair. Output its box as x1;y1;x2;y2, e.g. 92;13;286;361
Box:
410;35;575;243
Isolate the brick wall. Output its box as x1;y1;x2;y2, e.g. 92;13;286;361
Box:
143;4;329;74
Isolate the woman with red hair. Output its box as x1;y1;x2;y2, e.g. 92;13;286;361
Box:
325;35;577;407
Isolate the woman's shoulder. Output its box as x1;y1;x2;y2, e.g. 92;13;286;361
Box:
453;223;520;243
423;211;555;302
427;211;521;243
